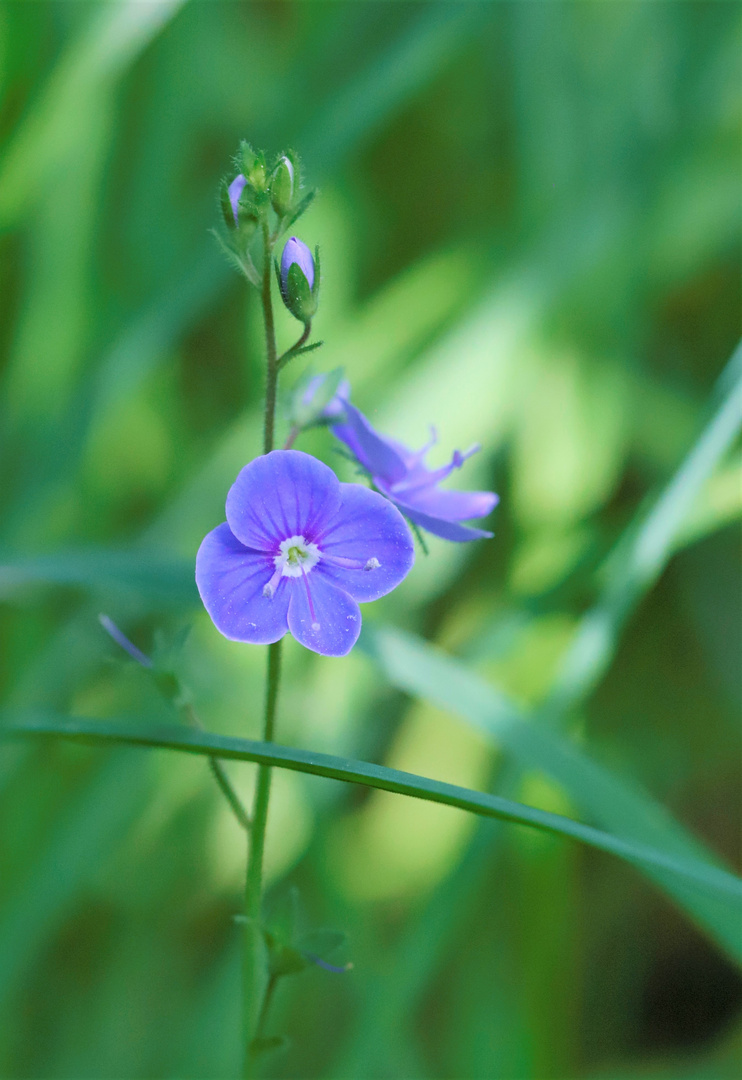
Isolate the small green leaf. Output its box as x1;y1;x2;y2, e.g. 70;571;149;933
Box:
298;929;347;958
285;188;316;230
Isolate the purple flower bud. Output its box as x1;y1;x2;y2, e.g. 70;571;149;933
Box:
281;236;315;296
304;952;353;974
98;614;153;668
228;174;247;225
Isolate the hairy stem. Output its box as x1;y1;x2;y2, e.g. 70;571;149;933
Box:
243;216;284;1078
261;219;278;456
276;321;310;370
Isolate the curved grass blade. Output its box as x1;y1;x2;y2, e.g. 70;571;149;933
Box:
2;712;741;907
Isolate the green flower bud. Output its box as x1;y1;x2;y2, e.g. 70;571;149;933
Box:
239;142;266;192
270;155;295;217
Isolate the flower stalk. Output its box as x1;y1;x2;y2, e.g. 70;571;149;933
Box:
243;214;284;1078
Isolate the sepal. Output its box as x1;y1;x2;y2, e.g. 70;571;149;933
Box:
286;261;316;323
239;141;267;193
288;368;347;429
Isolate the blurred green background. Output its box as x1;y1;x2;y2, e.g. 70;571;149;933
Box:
0;1;741;1077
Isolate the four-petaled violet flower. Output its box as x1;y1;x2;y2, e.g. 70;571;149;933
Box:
196;450;414;657
332;403;498;542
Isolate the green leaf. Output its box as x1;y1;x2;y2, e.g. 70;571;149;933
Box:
2;713;741;917
298;929;347;958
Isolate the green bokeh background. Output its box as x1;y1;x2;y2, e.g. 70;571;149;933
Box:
0;2;740;1077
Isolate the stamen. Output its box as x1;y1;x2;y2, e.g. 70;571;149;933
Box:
407;426;438;468
395;443;482;495
322;553;381;571
262;566;283;599
453;443;480;468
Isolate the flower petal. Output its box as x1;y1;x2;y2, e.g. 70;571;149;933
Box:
332;403;408;485
396;502;494;542
317;483;414;601
196;523;289;644
225;450;342;551
398;486;499;522
287;574;361;657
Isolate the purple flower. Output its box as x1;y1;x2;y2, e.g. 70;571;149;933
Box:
332;403;498;542
195;450;414;657
228;174;247;225
281;236;315;294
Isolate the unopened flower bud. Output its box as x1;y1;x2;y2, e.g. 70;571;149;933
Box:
227;174;247;226
270;156;295;217
239;142;266;192
280;236;318;323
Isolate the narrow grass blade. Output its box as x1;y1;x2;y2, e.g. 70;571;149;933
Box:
2;713;741;910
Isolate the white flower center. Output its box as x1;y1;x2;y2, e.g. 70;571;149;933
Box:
275;534;321;577
261;534;381;608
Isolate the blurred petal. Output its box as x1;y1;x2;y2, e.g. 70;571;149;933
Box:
332;403;408;484
398;503;494;542
196;523;289;644
226;450;342;551
317;483;414;601
287;575;361;657
399;486;499;522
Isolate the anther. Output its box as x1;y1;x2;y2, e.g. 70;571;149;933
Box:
364;558;380;571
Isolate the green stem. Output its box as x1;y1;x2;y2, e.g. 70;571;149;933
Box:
243;216;284;1078
283;424;299;450
253;972;280;1050
208;756;251;832
261;219;278;457
182;703;251;832
276;321;311;371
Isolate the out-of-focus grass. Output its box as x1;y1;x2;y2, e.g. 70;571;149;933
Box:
0;3;740;1078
